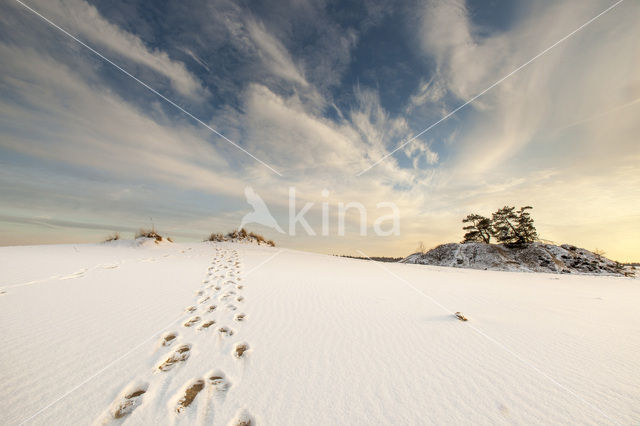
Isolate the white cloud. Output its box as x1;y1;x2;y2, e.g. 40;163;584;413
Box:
403;139;439;168
415;0;640;174
245;19;308;87
0;43;238;196
21;0;206;100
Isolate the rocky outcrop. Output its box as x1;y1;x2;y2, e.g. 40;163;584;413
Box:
401;242;633;276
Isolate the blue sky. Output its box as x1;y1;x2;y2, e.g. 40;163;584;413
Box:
0;0;639;260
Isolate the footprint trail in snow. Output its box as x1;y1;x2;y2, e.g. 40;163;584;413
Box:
98;246;254;424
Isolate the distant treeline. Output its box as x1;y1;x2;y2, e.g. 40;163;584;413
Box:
336;255;402;263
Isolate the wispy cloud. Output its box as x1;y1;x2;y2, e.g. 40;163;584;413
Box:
1;0;639;261
10;0;206;100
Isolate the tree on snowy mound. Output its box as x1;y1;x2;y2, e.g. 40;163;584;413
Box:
491;206;538;245
461;206;538;245
461;214;492;243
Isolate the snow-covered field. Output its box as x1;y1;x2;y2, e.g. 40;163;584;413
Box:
1;241;638;425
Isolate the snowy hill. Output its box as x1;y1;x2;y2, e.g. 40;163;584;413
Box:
402;242;633;276
1;242;639;424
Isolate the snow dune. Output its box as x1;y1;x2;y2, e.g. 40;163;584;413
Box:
1;242;638;424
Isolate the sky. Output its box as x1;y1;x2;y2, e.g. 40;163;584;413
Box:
0;0;638;261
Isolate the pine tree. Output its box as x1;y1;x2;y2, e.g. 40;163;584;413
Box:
490;205;538;244
462;214;492;243
515;206;537;243
490;206;520;244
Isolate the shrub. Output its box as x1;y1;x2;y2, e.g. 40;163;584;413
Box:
103;232;120;242
136;228;163;242
205;229;275;246
205;233;225;242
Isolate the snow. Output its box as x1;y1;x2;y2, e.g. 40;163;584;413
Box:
1;242;639;424
402;242;632;276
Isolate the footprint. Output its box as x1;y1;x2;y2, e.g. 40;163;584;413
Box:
162;333;177;346
236;296;244;302
231;409;254;426
184;316;201;327
60;269;87;280
101;264;120;270
185;306;197;313
234;343;249;358
208;371;231;394
227;305;237;311
236;285;244;290
158;345;191;371
208;305;217;312
218;327;234;337
199;320;215;330
175;379;205;413
112;385;148;419
198;296;210;304
234;313;246;322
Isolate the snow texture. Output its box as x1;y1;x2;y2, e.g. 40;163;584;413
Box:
1;241;638;424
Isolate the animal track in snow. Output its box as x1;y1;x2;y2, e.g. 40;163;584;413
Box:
226;305;237;311
60;269;87;280
185;306;197;313
100;264;120;269
175;379;205;413
183;316;201;327
208;305;217;312
111;385;148;419
158;345;191;371
198;296;210;304
234;313;246;322
236;296;244;302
